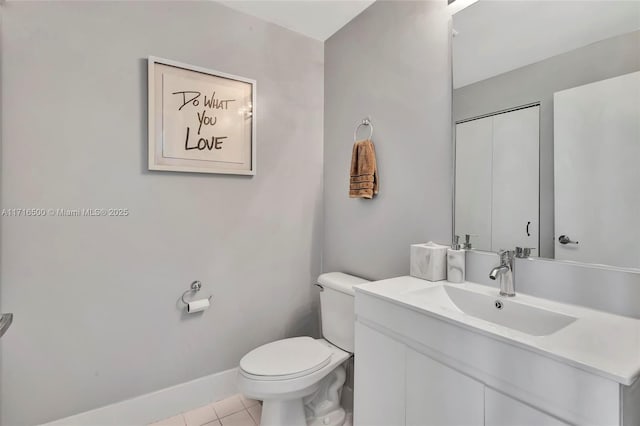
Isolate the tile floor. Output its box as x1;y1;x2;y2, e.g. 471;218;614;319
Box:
149;394;261;426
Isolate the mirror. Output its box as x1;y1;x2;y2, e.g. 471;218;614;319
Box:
452;0;640;269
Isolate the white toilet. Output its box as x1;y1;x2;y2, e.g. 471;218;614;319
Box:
237;272;368;426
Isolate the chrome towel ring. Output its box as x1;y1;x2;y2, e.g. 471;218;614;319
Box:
353;117;374;142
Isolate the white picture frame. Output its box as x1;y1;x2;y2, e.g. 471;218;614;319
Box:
148;56;256;175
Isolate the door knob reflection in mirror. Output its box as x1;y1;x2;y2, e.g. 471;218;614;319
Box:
558;235;579;245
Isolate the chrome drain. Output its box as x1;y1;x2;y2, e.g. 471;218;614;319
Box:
494;300;503;310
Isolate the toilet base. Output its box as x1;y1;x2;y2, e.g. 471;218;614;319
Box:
260;398;346;426
261;398;307;426
307;408;346;426
304;365;347;426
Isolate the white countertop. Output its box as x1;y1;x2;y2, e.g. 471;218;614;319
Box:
355;276;640;386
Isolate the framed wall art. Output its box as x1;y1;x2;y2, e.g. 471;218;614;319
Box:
148;56;256;175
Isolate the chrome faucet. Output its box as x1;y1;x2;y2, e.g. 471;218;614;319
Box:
489;250;515;297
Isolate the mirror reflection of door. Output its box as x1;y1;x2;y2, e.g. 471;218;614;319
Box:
455;105;539;253
452;0;640;269
554;71;640;268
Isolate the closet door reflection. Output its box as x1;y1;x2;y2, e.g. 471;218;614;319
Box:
455;118;493;251
455;106;539;252
491;106;539;251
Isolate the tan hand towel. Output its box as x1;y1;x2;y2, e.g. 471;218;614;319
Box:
349;139;379;199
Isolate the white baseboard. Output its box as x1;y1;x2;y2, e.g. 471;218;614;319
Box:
41;368;239;426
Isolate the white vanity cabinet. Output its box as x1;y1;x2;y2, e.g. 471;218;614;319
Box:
353;283;638;426
484;388;569;426
353;321;405;426
405;347;484;426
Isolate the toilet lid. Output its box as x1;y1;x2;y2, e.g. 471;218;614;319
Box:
240;337;332;379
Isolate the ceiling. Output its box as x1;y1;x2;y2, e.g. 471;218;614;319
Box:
453;0;640;88
218;0;376;41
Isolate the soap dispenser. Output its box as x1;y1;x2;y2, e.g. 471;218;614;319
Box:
447;235;465;283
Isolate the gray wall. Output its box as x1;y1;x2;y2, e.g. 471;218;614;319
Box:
0;2;323;424
454;30;640;259
323;0;452;280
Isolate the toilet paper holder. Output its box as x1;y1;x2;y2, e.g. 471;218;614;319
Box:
181;281;213;305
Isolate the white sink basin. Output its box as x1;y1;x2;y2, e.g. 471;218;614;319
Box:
403;285;577;336
355;276;640;385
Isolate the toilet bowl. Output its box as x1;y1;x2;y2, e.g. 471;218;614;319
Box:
238;337;350;426
237;272;369;426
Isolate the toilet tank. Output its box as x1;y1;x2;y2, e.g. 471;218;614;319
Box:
317;272;370;353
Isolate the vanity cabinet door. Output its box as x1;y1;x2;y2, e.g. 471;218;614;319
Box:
485;388;569;426
354;321;406;426
405;348;484;426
